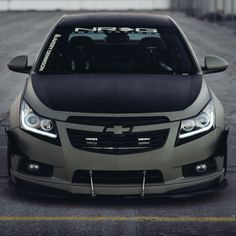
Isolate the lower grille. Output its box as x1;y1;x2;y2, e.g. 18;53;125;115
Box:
72;170;164;184
67;129;169;155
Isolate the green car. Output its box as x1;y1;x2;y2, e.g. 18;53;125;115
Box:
7;13;229;197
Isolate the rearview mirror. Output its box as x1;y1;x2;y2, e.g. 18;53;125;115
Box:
202;56;228;74
7;55;31;74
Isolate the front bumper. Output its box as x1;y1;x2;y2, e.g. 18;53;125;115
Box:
7;120;228;197
11;169;226;198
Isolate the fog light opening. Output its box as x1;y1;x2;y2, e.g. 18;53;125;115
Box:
28;163;40;173
18;158;53;177
195;163;208;173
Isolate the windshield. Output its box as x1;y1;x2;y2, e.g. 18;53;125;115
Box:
37;26;196;75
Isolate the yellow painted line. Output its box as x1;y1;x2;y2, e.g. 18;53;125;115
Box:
0;216;235;222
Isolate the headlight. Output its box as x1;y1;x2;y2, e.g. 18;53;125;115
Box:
179;101;215;139
20;100;57;138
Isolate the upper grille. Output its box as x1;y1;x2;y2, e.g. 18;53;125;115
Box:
67;129;169;155
67;116;169;126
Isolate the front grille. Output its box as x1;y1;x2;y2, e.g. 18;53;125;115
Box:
67;129;169;155
67;116;169;126
72;170;164;184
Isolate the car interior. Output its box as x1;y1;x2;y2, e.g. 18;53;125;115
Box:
41;31;194;74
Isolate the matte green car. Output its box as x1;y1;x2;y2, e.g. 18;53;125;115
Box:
6;13;229;197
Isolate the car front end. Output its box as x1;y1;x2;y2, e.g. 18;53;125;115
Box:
7;79;228;197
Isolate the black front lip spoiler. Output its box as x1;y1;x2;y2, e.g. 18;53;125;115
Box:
13;177;227;199
162;178;227;198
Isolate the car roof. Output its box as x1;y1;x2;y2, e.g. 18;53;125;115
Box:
59;13;175;28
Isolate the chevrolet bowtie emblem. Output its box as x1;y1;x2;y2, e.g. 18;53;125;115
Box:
105;125;132;135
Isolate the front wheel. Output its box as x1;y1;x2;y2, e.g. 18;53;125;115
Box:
7;140;13;179
224;153;228;176
223;128;229;175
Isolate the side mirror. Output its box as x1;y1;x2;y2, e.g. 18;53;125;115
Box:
202;56;228;74
7;55;32;74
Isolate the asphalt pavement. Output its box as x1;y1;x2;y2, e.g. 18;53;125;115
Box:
0;11;236;236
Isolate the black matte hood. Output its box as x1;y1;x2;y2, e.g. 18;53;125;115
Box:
31;74;203;113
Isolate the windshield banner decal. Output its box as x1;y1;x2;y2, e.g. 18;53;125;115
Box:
39;34;61;71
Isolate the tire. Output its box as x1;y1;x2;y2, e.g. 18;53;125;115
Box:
7;140;13;178
223;129;229;175
224;153;228;176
